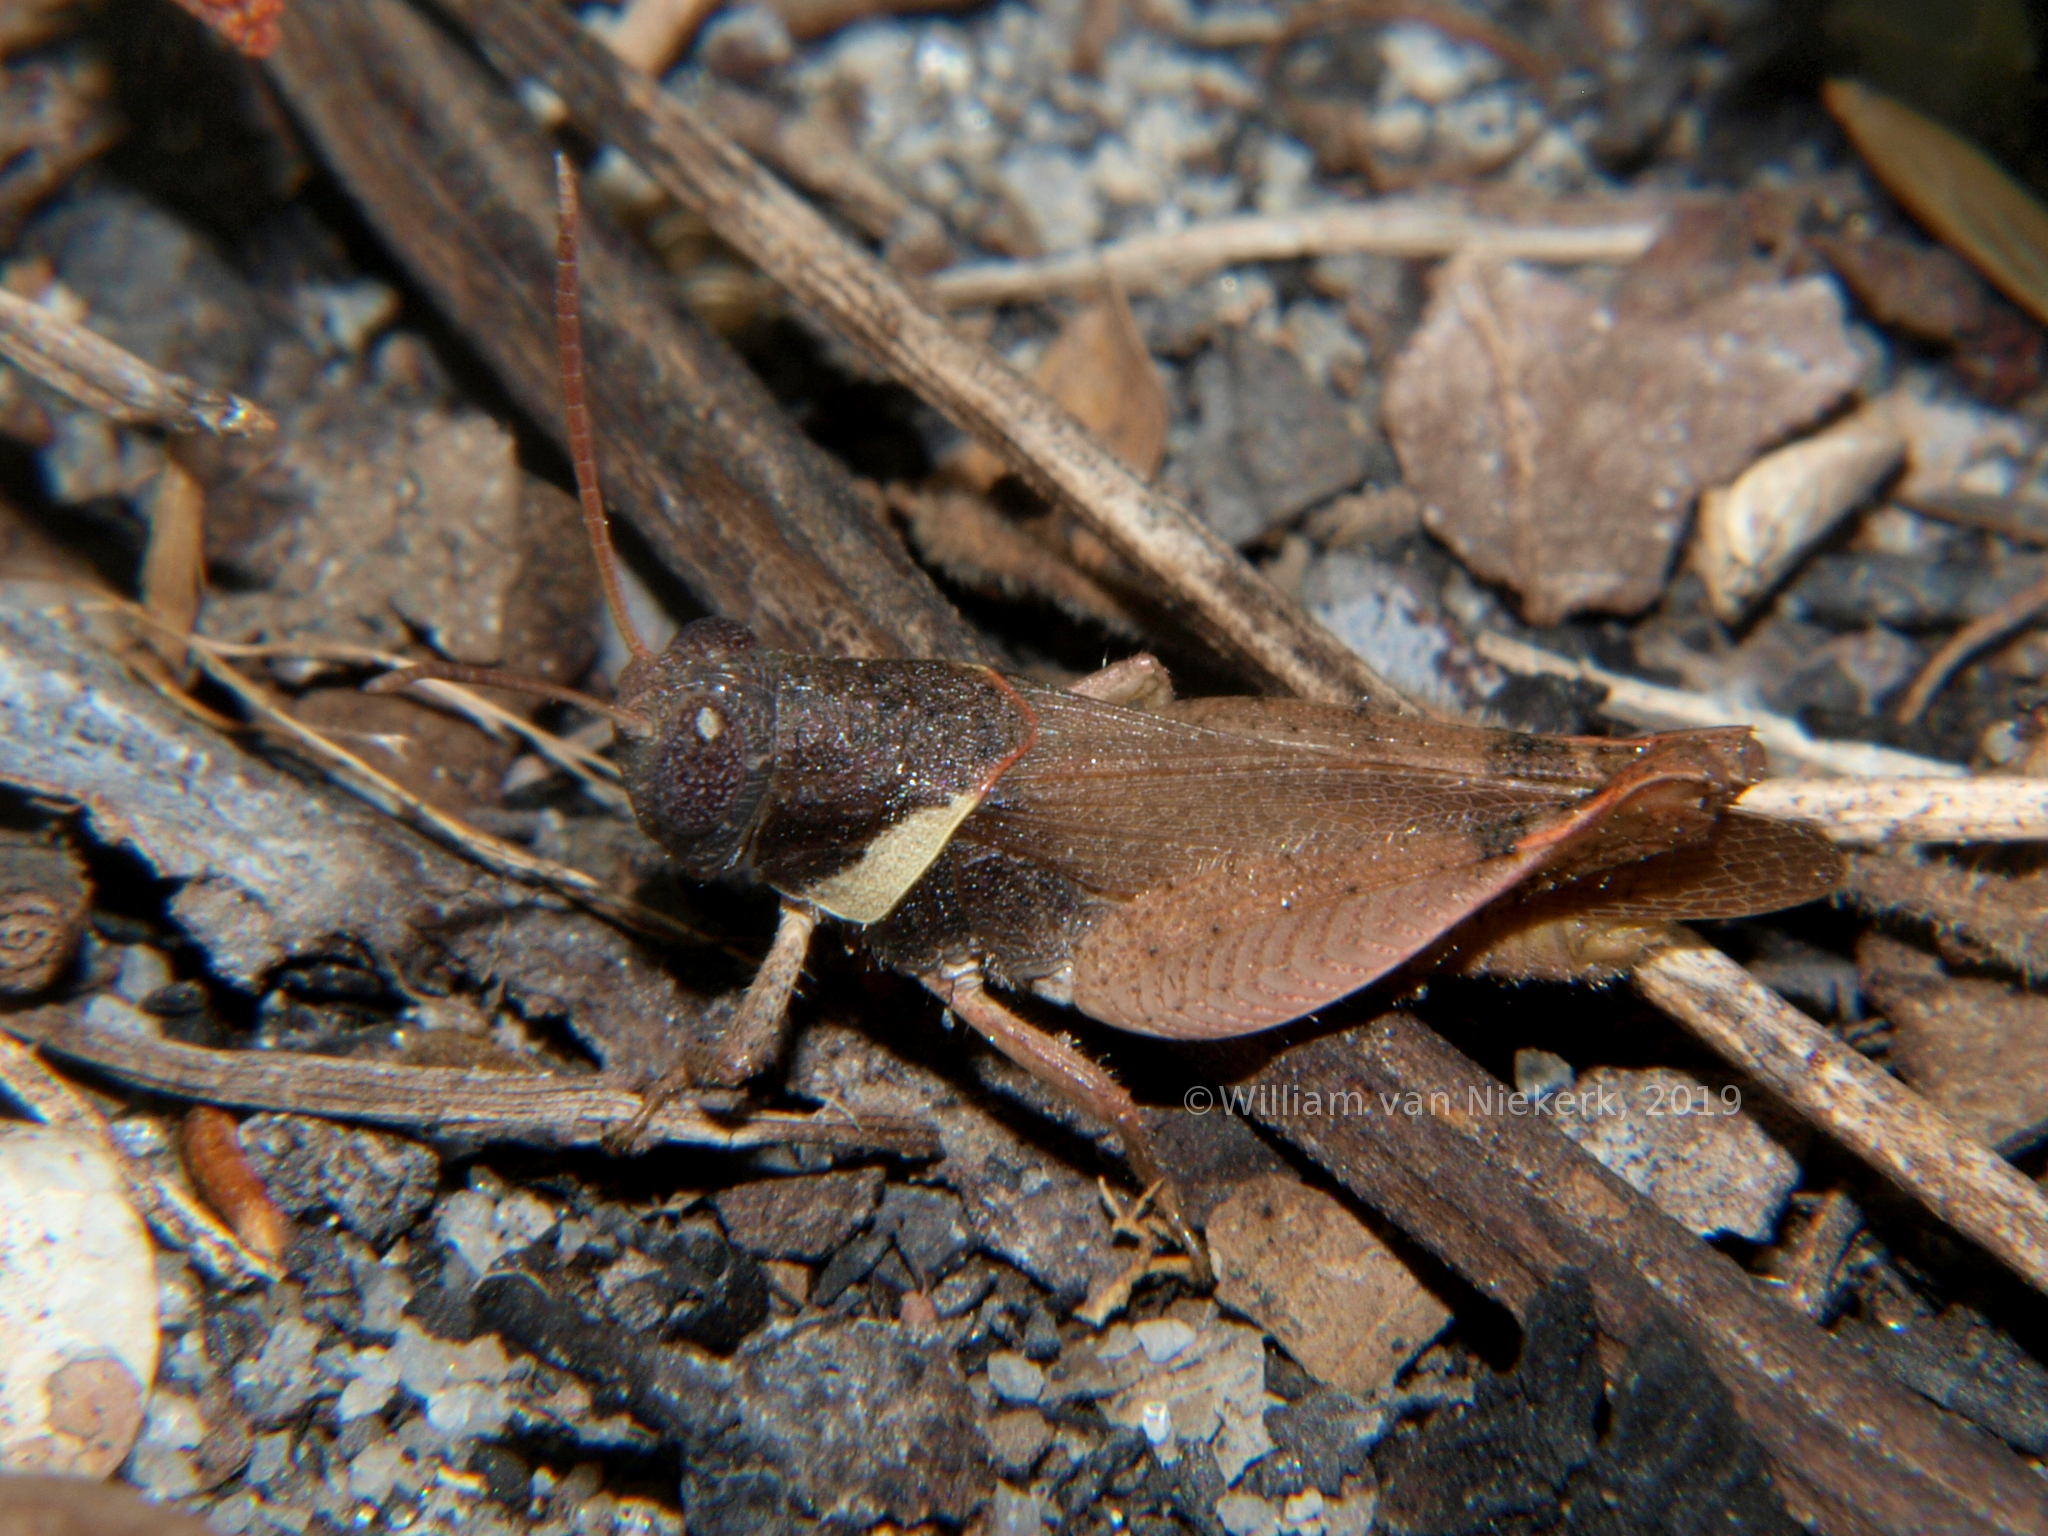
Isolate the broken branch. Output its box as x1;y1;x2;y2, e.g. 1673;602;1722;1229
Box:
432;0;1420;710
1633;934;2048;1296
3;1006;938;1157
0;285;275;435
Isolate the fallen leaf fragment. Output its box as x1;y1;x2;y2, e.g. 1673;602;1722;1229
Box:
1864;968;2048;1156
1385;257;1862;623
168;0;282;57
1825;79;2048;331
1693;396;1904;620
953;286;1168;487
1206;1172;1448;1403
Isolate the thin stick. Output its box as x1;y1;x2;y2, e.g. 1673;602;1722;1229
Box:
555;153;652;665
1635;936;2048;1297
1475;630;1966;779
924;202;1664;308
0;285;276;435
168;630;622;787
1736;776;2048;843
1893;569;2048;723
183;641;705;947
3;1006;937;1156
0;1029;278;1289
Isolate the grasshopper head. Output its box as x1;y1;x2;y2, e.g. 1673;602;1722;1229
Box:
613;618;778;877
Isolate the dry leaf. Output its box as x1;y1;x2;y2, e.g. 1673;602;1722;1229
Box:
952;286;1168;488
1206;1172;1448;1402
1034;288;1169;479
1692;395;1904;621
1825;79;2048;331
1845;848;2048;982
1863;967;2048;1154
1385;256;1862;623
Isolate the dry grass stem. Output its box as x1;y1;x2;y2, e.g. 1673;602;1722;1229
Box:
0;1028;279;1288
0;285;276;434
1475;631;1966;778
179;640;701;946
1634;936;2048;1296
179;630;623;791
1738;776;2048;843
923;201;1664;308
6;1005;939;1156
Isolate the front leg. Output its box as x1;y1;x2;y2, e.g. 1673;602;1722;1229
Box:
923;963;1209;1282
613;899;818;1151
712;898;819;1083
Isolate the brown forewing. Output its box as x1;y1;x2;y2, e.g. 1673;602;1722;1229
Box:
953;690;1836;1038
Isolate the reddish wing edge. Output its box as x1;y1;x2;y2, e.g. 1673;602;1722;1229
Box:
1069;739;1829;1039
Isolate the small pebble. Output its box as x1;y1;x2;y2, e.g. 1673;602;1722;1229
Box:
0;1125;158;1477
1217;1490;1281;1536
986;1408;1052;1478
986;1350;1046;1403
1135;1317;1197;1363
113;943;173;1004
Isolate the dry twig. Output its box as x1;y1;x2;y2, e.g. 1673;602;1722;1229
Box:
1633;935;2048;1296
1475;631;1966;778
0;286;275;435
923;202;1664;308
0;1028;278;1288
1737;775;2048;843
3;1005;938;1156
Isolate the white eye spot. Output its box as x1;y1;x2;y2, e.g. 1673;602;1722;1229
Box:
695;707;724;741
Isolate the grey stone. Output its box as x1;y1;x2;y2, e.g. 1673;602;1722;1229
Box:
712;1167;884;1261
986;1408;1052;1479
1553;1067;1800;1243
238;1114;439;1248
1179;331;1370;546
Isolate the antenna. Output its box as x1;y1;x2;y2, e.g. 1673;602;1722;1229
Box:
556;153;652;666
366;659;651;732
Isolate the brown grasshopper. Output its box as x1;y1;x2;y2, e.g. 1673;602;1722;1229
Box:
380;161;1842;1244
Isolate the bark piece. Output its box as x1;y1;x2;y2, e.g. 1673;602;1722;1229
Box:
1551;1066;1800;1243
0;587;701;1079
0;830;86;995
1206;1172;1449;1401
1866;970;2048;1155
1216;1012;2048;1536
1385;258;1862;623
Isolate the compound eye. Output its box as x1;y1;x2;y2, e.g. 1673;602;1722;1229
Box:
645;689;753;843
